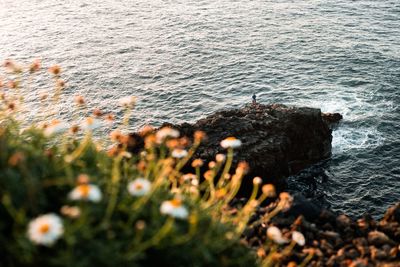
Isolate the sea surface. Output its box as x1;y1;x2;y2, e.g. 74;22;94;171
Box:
1;0;399;218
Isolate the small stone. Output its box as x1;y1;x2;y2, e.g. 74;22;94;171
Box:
389;246;399;259
336;214;352;229
370;246;387;261
345;248;360;260
348;258;368;267
368;231;393;247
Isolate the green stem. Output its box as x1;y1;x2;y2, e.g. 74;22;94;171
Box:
219;148;233;182
102;156;122;228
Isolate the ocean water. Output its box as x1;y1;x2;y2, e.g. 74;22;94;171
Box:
1;0;399;217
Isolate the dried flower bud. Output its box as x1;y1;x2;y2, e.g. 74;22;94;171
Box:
74;95;85;105
145;134;156;149
29;59;41;73
236;161;249;175
8;152;24;166
262;184;276;197
4;59;22;73
166;139;179;149
194;130;206;142
70;125;80;134
105;113;115;123
48;65;61;75
110;130;123;142
204;170;214;180
7;102;16;111
93;108;103;117
191;158;203;168
139;125;154;136
4;59;15;70
278;192;294;211
179;136;190;147
7;80;18;89
135;220;146;230
137;161;147;172
257;247;266;258
215;153;226;163
56;79;65;88
208;161;216;169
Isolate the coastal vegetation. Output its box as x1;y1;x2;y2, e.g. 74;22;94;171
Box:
0;60;310;266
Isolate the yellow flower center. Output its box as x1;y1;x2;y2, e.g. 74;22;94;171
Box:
39;223;50;234
170;199;182;207
78;185;90;197
225;137;237;141
135;183;143;190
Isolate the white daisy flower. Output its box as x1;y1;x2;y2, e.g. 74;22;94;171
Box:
43;120;69;137
68;184;102;202
160;199;189;219
27;214;64;246
127;178;151;196
156;127;179;143
171;148;188;159
80;117;103;131
292;231;305;246
220;137;242;149
118;96;137;108
267;226;288;244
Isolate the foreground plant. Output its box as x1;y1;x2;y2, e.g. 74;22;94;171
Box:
0;60;311;267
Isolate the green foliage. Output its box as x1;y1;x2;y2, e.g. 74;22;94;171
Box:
0;115;258;267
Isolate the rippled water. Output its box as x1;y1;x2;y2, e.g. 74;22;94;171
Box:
1;0;399;217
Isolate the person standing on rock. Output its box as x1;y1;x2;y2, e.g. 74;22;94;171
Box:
252;93;257;105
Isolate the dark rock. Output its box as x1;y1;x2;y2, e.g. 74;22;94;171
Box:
382;203;400;224
368;231;395;247
283;193;323;221
129;104;335;195
336;214;353;230
164;104;332;191
322;112;343;124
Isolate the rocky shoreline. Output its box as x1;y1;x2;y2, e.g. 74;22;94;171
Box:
128;103;399;266
241;197;400;266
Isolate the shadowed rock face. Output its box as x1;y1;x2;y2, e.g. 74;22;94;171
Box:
160;103;335;189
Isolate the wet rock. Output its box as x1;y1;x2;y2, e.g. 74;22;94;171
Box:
322;112;343;125
321;231;343;247
283;194;323;221
336;214;353;230
348;259;369;267
370;246;388;261
368;231;394;247
346;248;360;260
131;104;334;192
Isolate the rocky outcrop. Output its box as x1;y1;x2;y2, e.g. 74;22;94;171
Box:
243;198;400;266
161;103;335;189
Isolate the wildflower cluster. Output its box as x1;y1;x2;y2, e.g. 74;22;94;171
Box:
0;60;307;267
0;60;260;266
